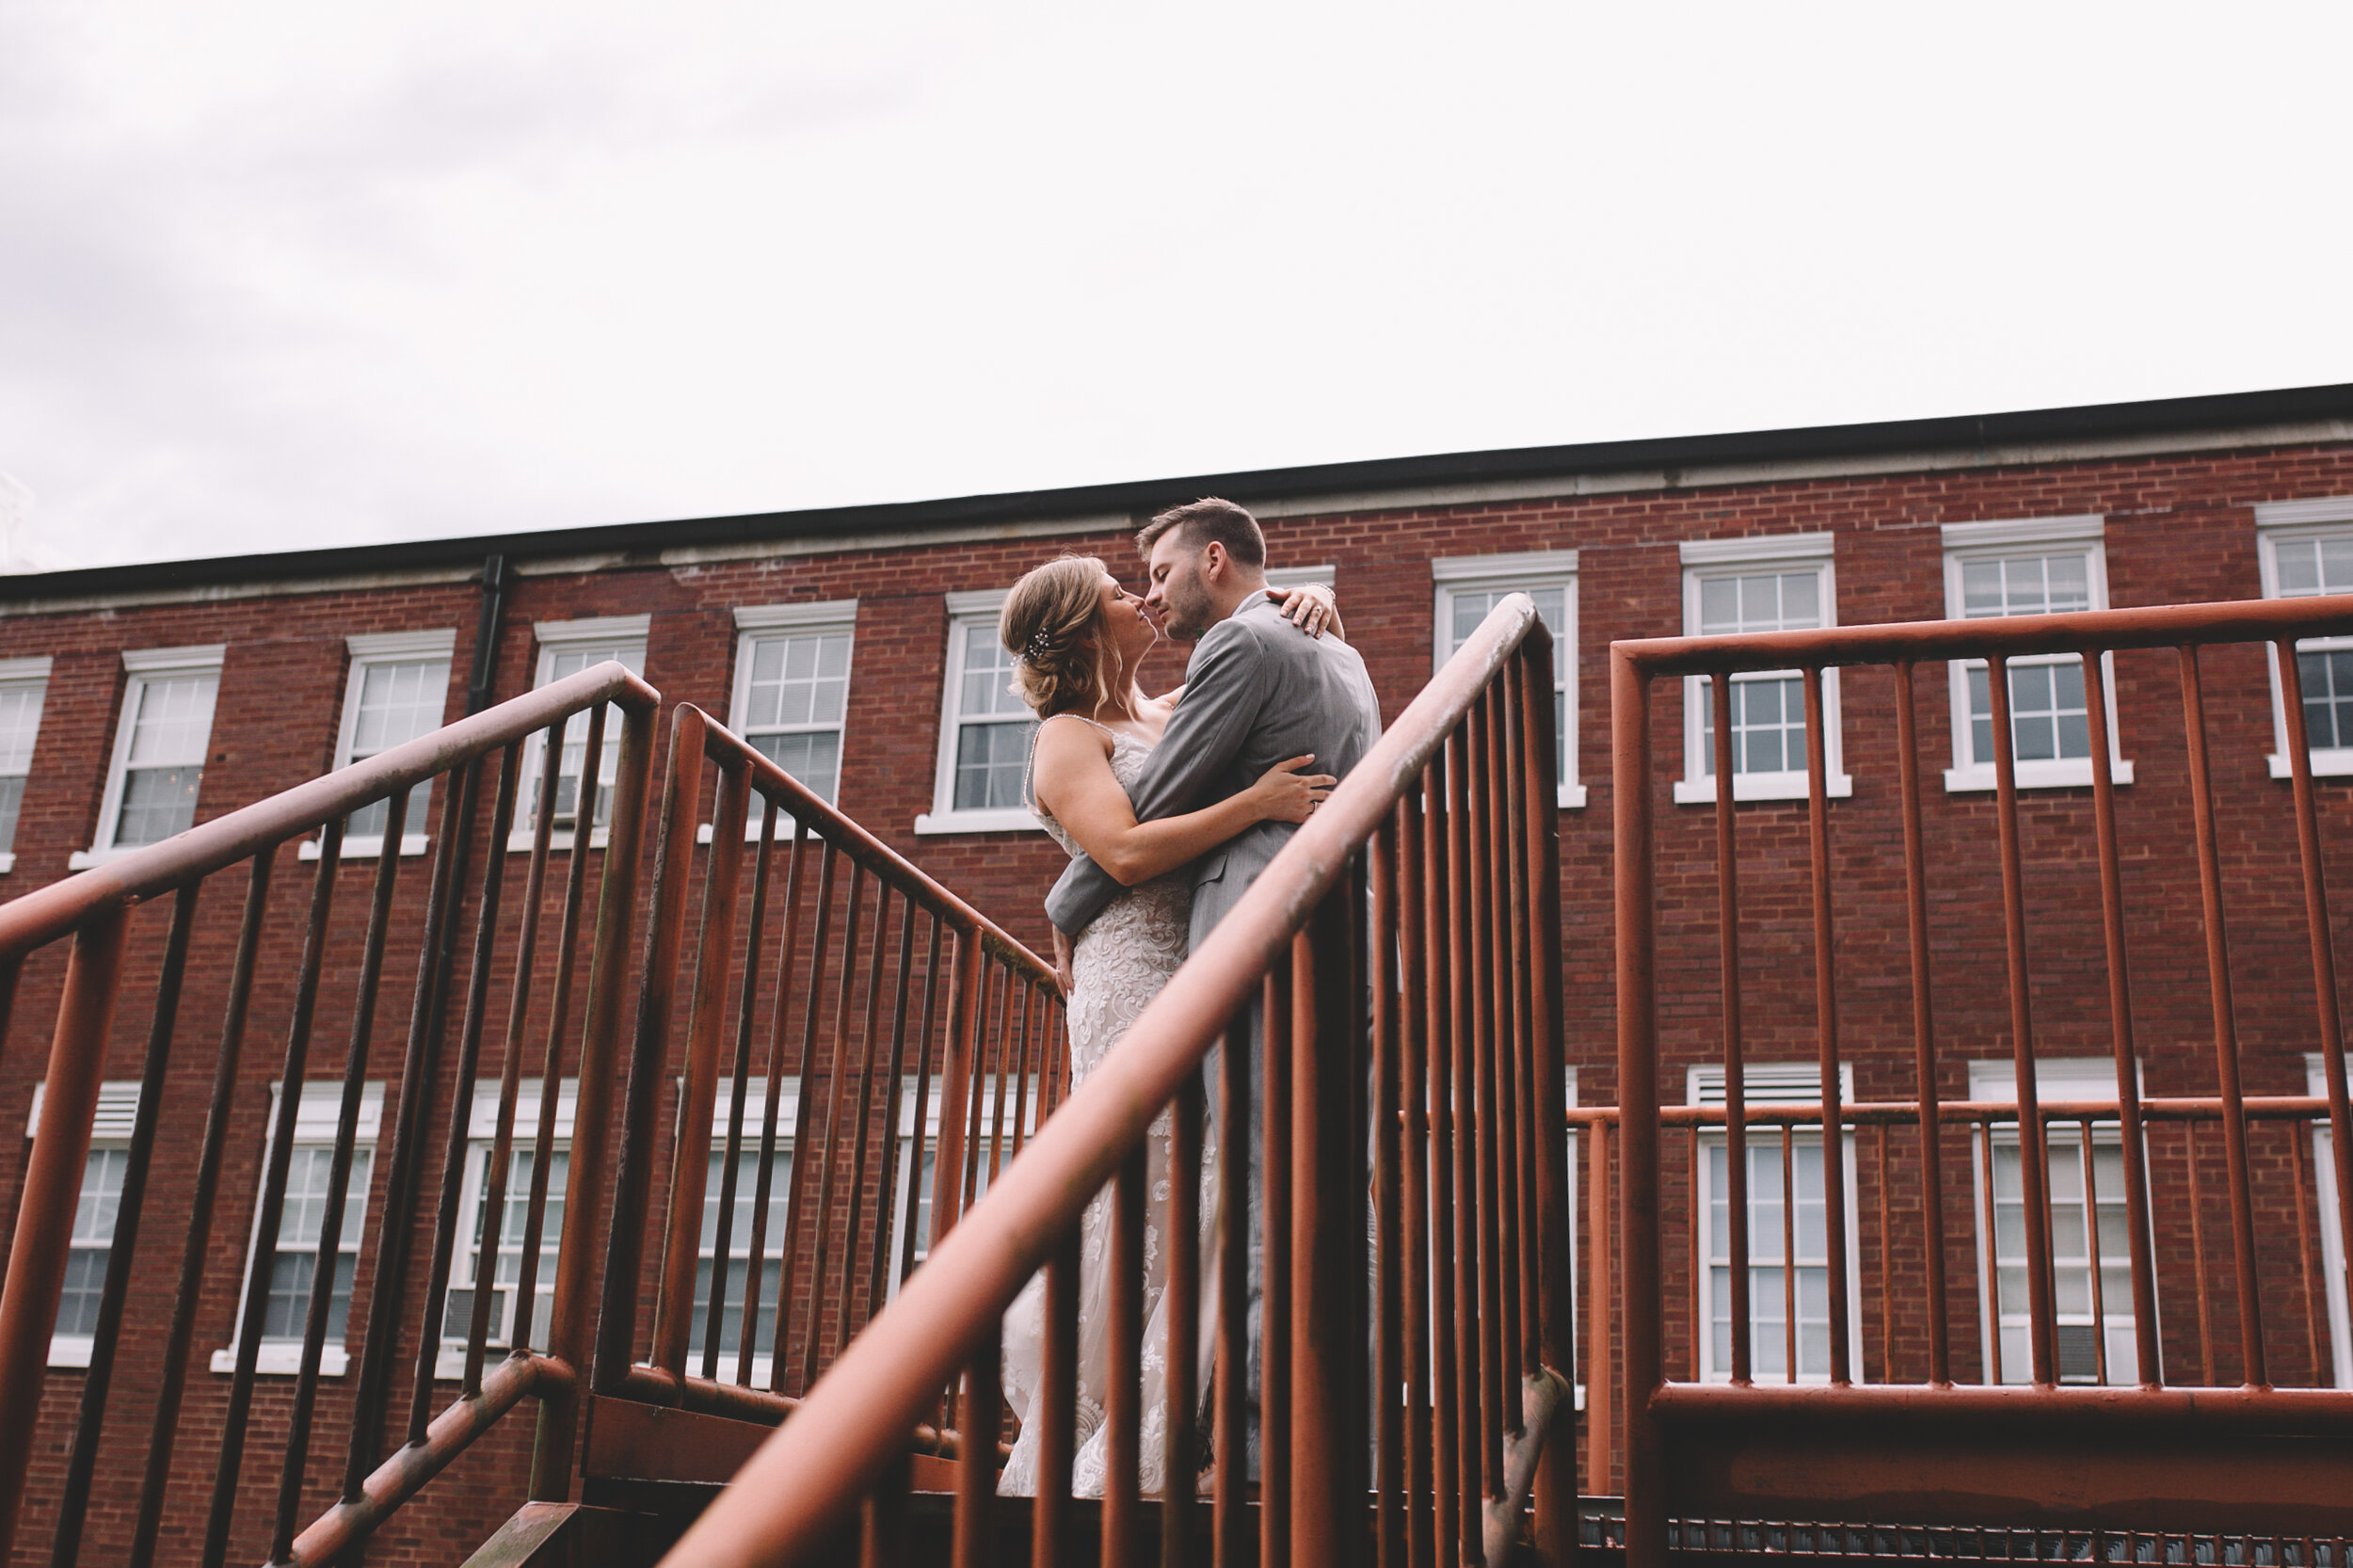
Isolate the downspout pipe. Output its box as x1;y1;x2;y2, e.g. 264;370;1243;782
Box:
467;554;509;715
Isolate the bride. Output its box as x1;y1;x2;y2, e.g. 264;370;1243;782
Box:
992;552;1341;1497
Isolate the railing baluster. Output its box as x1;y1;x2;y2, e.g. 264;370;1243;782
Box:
1893;660;1950;1386
728;797;781;1385
1977;1117;2002;1386
1034;1221;1080;1568
1585;1115;1613;1499
1009;982;1039;1161
2177;644;2267;1387
2291;1125;2325;1382
1420;766;1462;1563
803;861;872;1387
867;895;923;1319
1261;948;1293;1568
279;792;409;1557
1711;671;1752;1388
745;813;810;1386
515;699;607;1359
349;755;480;1487
408;740;524;1441
836;884;898;1352
1465;696;1506;1500
2081;1119;2107;1385
208;803;346;1568
470;728;560;1390
705;791;775;1381
1875;1124;1892;1384
52;882;197;1568
983;961;1015;1202
1801;665;1850;1389
1445;722;1483;1555
771;838;840;1394
2079;648;2159;1387
1164;1070;1204;1568
895;915;946;1292
2277;636;2353;1376
1211;1010;1249;1568
1394;797;1435;1568
1481;685;1526;1448
1609;643;1661;1560
1371;815;1403;1568
1986;653;2058;1386
954;1330;1001;1568
1105;1140;1144;1568
134;851;275;1567
2186;1121;2215;1384
1781;1125;1797;1384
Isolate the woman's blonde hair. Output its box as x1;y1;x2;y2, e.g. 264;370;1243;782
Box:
1000;554;1122;719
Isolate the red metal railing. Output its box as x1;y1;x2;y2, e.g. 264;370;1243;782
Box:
584;703;1067;1446
654;595;1575;1567
0;660;659;1568
1609;595;2353;1556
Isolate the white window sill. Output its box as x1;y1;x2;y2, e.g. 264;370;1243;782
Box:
211;1343;350;1377
913;808;1043;836
49;1336;94;1368
67;845;150;871
1673;771;1853;806
298;834;430;861
2269;749;2353;779
0;852;13;875
1559;783;1588;810
1944;759;2133;792
505;826;610;854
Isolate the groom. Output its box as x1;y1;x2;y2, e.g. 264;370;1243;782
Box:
1044;496;1382;1473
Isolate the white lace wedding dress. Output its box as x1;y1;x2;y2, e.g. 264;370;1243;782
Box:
998;722;1219;1497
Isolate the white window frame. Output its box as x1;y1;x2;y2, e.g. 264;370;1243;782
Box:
511;615;649;853
303;630;456;861
72;644;226;870
433;1079;577;1381
1940;517;2132;793
1432;551;1586;809
1966;1058;2152;1386
2255;497;2353;779
917;588;1041;836
1688;1061;1863;1383
32;1080;140;1368
1675;536;1850;805
2305;1053;2353;1388
721;600;857;831
213;1081;385;1377
0;654;52;874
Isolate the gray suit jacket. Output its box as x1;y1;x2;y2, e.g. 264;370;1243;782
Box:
1046;595;1384;950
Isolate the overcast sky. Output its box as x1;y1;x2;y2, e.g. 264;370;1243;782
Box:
4;3;2348;571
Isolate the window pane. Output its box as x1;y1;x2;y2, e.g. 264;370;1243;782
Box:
2324;536;2353;595
745;632;851;731
125;673;217;766
350;659;449;756
953;720;1035;811
538;643;645;831
960;629;1026;720
264;1250;358;1341
2278;538;2321;596
1699;577;1738;634
0;775;23;855
753;730;842;805
2299;649;2353;751
0;681;44;774
56;1247;110;1338
114;765;201;846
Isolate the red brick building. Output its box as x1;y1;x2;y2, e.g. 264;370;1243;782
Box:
4;383;2352;1559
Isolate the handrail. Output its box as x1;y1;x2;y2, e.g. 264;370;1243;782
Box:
662;595;1560;1566
590;703;1063;1430
1610;590;2353;1557
0;661;660;1568
0;659;658;956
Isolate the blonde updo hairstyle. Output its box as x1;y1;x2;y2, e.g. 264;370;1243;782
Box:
1000;554;1123;720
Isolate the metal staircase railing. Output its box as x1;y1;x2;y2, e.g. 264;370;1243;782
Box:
657;594;1577;1568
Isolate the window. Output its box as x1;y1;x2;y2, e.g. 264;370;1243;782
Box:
728;602;856;810
73;645;224;869
1941;517;2131;792
1689;1063;1862;1383
2307;1054;2352;1388
213;1081;383;1377
0;655;49;872
308;631;455;860
1675;536;1849;805
515;616;648;851
1966;1060;2147;1385
687;1077;797;1379
1433;552;1585;808
31;1081;140;1368
436;1080;574;1378
918;589;1041;835
2256;498;2353;779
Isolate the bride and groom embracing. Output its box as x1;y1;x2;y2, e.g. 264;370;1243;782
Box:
991;497;1383;1496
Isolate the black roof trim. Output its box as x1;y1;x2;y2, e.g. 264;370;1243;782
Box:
14;382;2353;601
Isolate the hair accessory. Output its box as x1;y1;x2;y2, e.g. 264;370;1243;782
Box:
1024;627;1053;664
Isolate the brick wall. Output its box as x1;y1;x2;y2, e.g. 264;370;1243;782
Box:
2;436;2351;1558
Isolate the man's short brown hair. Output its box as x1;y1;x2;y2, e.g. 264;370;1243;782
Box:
1135;497;1266;569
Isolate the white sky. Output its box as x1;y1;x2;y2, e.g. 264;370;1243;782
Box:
4;2;2348;570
